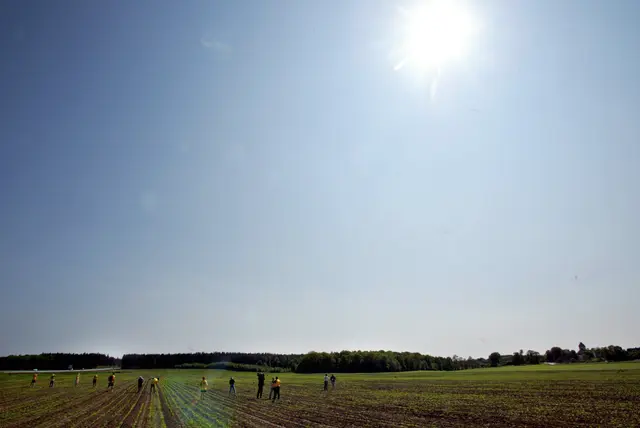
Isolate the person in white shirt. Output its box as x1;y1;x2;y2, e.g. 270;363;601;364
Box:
323;374;329;391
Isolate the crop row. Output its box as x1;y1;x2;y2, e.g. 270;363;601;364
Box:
2;367;639;427
46;381;140;427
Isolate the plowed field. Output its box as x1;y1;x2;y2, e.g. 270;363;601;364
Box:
1;363;639;427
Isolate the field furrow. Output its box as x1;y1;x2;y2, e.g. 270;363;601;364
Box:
121;381;152;428
39;381;136;428
1;364;639;427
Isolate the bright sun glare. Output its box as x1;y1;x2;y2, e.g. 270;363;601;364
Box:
395;0;478;72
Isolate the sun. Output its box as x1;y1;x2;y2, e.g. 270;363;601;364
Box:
395;0;478;72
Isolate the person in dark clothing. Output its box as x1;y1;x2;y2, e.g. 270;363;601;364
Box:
137;376;144;392
330;374;336;389
229;377;236;397
256;372;265;399
269;377;275;399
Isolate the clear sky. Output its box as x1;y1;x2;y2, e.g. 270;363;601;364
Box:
1;0;638;359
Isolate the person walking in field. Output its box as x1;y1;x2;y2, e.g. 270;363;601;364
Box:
107;373;115;391
75;373;80;387
200;376;208;399
256;372;265;399
150;377;158;393
30;373;38;387
323;374;329;391
269;377;275;399
330;374;336;389
272;377;281;402
49;374;55;388
138;376;144;392
228;377;236;397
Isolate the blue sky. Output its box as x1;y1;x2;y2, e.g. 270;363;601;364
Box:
1;0;638;359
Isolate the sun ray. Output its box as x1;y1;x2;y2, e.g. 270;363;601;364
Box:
394;57;408;71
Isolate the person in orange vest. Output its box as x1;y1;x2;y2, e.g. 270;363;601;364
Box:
272;377;281;402
30;373;38;387
107;373;116;391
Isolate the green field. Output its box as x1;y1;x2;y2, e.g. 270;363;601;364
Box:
1;362;639;427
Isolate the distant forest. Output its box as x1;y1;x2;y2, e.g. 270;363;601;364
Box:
121;351;474;372
0;353;120;371
488;344;640;368
2;344;638;372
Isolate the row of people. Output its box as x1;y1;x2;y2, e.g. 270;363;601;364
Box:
30;373;101;388
30;372;335;398
29;372;159;392
200;375;282;402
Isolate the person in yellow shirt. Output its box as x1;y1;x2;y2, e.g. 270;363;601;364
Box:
30;373;38;388
272;377;281;402
150;377;158;393
93;374;98;387
75;373;80;387
200;376;208;399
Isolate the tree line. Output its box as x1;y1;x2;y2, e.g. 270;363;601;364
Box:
122;352;303;371
294;351;484;373
174;362;290;373
120;350;485;372
3;343;636;373
0;353;120;370
123;343;637;373
488;343;640;367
